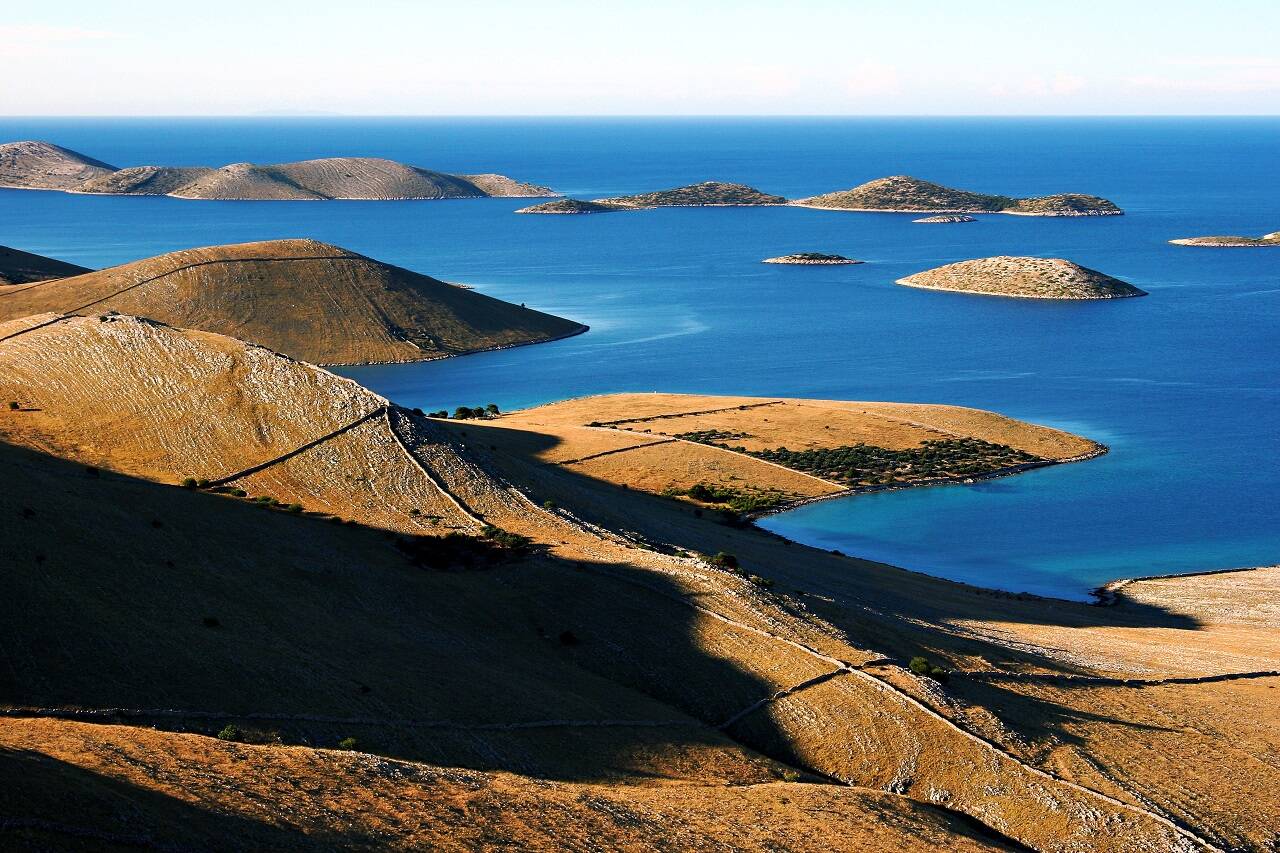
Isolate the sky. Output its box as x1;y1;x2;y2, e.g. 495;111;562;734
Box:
4;0;1279;116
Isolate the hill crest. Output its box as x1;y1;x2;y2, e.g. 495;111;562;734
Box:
0;239;586;364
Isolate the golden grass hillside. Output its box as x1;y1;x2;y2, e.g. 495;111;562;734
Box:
0;239;585;365
3;314;1267;850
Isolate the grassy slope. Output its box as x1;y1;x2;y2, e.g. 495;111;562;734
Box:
1;318;1275;850
0;239;584;365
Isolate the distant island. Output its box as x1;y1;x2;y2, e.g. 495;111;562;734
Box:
0;238;585;364
1169;231;1280;247
793;176;1122;217
0;244;91;285
516;175;1120;218
762;252;862;265
515;198;627;214
0;140;556;200
914;214;977;224
897;256;1146;299
518;181;786;213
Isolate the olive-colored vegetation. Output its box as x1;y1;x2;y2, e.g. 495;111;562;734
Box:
663;481;785;513
680;433;1042;487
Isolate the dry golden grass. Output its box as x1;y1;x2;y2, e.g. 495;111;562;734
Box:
0;718;1017;852
0;239;584;365
2;320;1276;851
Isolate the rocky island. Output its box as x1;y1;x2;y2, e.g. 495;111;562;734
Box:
794;175;1122;216
1169;231;1280;247
913;214;977;224
518;181;786;213
515;198;627;214
762;252;862;265
897;256;1146;299
0;238;585;364
0;140;556;200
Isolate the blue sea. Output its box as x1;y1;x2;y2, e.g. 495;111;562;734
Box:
2;117;1277;599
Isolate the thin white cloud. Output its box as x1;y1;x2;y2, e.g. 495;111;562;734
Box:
0;23;120;58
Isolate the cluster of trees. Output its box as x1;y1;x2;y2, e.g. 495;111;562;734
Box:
419;403;501;420
663;481;784;513
693;437;1041;487
672;429;750;443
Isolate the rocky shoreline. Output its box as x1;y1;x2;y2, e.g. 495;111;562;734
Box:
913;214;977;223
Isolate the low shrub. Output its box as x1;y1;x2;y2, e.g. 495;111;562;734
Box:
337;736;358;751
707;551;739;570
908;655;950;683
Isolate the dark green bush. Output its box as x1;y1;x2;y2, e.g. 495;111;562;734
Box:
707;551;739;570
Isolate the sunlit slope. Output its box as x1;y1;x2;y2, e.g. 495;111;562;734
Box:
0;719;1014;852
0;317;1253;851
0;239;585;364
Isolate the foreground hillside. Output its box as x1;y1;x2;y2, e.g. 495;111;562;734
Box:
0;244;90;285
2;314;1277;850
0;140;556;200
0;239;585;365
794;176;1122;216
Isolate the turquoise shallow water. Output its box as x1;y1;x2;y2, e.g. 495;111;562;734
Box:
2;117;1276;599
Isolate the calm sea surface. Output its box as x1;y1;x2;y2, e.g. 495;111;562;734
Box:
2;117;1276;599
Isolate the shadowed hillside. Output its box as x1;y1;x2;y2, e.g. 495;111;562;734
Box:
0;239;586;365
2;312;1269;850
0;245;90;285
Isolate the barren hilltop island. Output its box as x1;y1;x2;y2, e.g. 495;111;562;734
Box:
762;252;862;265
0;239;585;364
795;175;1122;216
1170;230;1280;247
0;140;556;200
898;256;1146;299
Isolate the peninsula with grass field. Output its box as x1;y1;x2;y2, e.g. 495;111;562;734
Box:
0;238;585;365
463;393;1105;516
1170;230;1280;247
0;140;556;200
762;252;862;265
794;175;1122;216
897;256;1147;299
